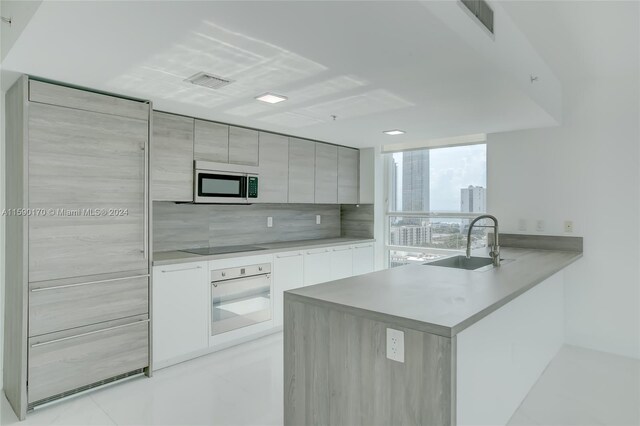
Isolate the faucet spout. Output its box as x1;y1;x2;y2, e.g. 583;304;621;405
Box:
466;214;500;266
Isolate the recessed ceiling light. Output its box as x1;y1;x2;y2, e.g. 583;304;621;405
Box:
255;93;288;104
383;129;405;135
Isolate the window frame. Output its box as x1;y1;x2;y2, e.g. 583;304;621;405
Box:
383;143;488;268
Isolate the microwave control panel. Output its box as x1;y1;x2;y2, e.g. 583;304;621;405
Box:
248;176;258;198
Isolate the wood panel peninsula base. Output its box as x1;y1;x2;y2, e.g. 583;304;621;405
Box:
284;236;582;426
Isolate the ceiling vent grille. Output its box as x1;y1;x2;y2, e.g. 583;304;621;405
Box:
185;72;234;90
461;0;494;35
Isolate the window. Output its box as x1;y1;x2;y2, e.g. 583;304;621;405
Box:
385;144;488;267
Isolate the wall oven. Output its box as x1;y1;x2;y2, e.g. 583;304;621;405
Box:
210;263;272;336
194;165;258;204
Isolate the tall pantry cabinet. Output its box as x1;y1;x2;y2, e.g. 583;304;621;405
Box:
3;76;152;419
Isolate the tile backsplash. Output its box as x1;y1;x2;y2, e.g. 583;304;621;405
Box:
341;204;374;238
153;202;341;252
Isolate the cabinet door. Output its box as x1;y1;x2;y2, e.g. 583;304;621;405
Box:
229;126;259;166
338;147;359;204
352;243;375;276
28;102;148;282
152;262;208;365
257;132;289;203
288;138;315;203
331;246;353;280
303;248;332;286
152;112;194;202
273;251;304;326
194;119;229;163
315;143;338;204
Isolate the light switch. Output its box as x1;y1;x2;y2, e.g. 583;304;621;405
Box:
267;217;273;228
316;215;321;225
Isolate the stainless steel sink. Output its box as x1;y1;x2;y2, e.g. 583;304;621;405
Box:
424;255;500;271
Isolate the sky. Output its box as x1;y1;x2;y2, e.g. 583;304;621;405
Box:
393;144;486;212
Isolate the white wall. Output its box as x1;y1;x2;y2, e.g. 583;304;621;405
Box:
487;75;640;359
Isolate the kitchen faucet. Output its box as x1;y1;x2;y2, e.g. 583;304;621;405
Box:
466;215;500;266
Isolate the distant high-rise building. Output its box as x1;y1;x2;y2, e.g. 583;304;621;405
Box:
390;225;432;247
402;150;430;212
390;158;399;211
461;185;486;213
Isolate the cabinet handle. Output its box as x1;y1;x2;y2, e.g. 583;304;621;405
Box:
307;249;330;254
142;140;149;261
354;245;373;249
333;247;351;252
30;319;149;348
276;252;302;258
160;265;202;273
30;274;150;292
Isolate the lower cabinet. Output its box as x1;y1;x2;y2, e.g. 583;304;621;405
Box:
331;246;353;280
303;248;333;286
152;262;209;366
28;317;149;404
353;243;375;275
150;242;374;364
273;251;304;327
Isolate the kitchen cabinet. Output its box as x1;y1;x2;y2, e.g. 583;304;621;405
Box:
152;262;208;367
151;111;194;202
257;132;289;203
28;98;148;282
331;246;353;280
4;77;151;419
28;317;149;404
359;147;375;204
303;247;333;286
273;251;304;326
194;119;229;163
315;143;338;204
338;147;359;204
352;243;375;275
229;126;259;166
288;138;315;203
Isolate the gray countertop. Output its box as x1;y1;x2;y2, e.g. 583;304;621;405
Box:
286;246;582;338
152;237;376;266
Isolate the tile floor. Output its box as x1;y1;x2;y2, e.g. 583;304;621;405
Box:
1;333;638;425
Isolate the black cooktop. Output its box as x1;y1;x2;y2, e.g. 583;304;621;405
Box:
181;245;267;256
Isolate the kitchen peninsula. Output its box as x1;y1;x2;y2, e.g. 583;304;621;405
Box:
283;235;583;426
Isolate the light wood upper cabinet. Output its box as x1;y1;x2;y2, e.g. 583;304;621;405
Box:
338;147;359;204
229;126;259;166
194;119;229;163
315;143;338;204
288;138;316;203
151;112;194;202
257;132;289;203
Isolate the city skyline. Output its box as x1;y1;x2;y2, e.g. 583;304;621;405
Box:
392;144;486;212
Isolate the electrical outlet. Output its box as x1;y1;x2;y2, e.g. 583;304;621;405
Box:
267;217;273;228
536;220;545;232
564;220;573;233
316;215;321;225
518;218;527;232
386;328;405;363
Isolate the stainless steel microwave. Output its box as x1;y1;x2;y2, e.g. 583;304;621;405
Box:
194;167;258;204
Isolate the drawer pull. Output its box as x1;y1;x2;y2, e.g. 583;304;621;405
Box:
333;247;351;252
30;275;150;292
160;266;202;273
276;253;302;258
30;319;149;348
354;245;373;249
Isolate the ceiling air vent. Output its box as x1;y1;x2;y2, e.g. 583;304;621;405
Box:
185;72;234;90
461;0;494;35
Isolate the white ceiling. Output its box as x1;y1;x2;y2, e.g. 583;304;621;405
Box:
2;1;563;148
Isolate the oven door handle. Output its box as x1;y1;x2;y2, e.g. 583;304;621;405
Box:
212;273;271;287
